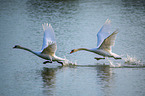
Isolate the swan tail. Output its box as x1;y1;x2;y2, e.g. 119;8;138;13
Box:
111;53;122;59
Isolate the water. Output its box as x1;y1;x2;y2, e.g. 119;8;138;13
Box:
0;0;145;96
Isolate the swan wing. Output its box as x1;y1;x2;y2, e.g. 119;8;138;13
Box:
97;19;111;48
98;29;118;52
41;23;57;55
41;43;57;55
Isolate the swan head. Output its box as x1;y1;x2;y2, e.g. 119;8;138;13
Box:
70;49;78;54
13;45;22;49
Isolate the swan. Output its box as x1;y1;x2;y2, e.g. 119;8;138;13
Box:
13;23;66;65
70;19;121;60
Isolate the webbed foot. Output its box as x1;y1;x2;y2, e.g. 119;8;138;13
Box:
43;60;52;64
94;57;105;60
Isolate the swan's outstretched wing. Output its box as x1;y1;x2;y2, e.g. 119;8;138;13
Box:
97;19;111;48
98;29;118;52
41;23;57;55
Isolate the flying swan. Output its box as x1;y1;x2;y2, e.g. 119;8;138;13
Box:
13;23;66;65
70;19;121;60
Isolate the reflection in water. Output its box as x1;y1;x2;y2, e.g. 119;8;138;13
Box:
41;67;56;88
41;67;62;95
96;65;114;96
96;65;112;82
1;0;145;96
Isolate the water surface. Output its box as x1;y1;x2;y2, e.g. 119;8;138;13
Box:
0;0;145;96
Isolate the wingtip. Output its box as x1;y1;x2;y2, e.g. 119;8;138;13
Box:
42;24;44;31
42;23;49;26
49;24;52;27
105;19;111;24
42;23;52;31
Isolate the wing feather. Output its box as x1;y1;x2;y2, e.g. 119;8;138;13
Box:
41;23;57;55
41;43;57;56
98;29;118;52
97;19;111;48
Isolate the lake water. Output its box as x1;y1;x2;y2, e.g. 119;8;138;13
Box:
0;0;145;96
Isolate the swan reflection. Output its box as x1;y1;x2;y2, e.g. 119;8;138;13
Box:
96;64;114;96
41;67;62;88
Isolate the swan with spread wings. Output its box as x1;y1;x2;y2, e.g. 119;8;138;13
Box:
13;23;66;65
70;19;121;60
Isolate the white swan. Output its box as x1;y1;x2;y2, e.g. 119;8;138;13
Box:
70;19;121;60
13;23;66;65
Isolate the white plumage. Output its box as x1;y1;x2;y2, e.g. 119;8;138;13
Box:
97;19;111;48
13;23;66;65
70;19;121;60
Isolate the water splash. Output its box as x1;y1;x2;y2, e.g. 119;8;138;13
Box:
63;60;77;66
63;56;77;66
106;55;144;68
123;55;143;66
62;55;144;67
107;58;121;68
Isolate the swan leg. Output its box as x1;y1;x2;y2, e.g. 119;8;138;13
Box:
43;60;52;64
57;61;64;65
94;57;105;60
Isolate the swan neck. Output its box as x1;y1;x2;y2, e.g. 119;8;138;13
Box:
19;46;37;55
77;48;90;52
